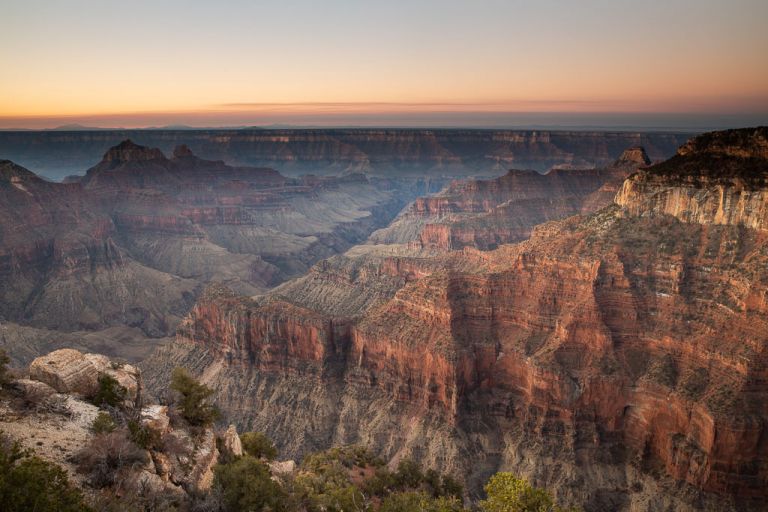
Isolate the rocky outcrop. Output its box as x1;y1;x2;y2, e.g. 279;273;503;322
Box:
222;425;243;457
1;348;250;506
29;348;140;400
189;429;219;492
372;150;643;250
144;128;768;511
101;139;166;165
616;128;768;230
614;146;651;166
141;405;171;434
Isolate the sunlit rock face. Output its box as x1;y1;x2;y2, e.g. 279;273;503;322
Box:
143;128;768;511
617;128;768;231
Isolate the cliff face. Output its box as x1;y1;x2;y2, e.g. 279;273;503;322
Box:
144;129;768;511
372;148;646;250
0;129;689;181
616;128;768;230
0;142;426;347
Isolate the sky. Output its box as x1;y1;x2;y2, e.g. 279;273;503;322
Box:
1;0;767;130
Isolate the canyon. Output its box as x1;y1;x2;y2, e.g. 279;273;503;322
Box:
1;127;765;510
371;146;648;249
0;140;440;363
0;129;689;181
141;127;768;511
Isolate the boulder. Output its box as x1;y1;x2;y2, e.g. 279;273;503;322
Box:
11;378;57;402
221;424;243;457
141;405;170;434
28;349;139;401
29;349;102;397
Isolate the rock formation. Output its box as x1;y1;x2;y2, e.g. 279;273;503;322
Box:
143;128;768;511
221;424;243;457
0;129;689;181
29;348;140;400
0;348;246;504
616;128;768;230
0;142;434;363
371;147;649;250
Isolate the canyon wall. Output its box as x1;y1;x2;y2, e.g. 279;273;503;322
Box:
616;129;768;230
0;129;690;181
143;128;768;511
0;141;429;356
372;147;647;249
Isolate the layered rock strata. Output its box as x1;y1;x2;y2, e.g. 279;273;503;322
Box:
0;141;428;349
144;128;768;511
372;147;648;249
0;129;689;181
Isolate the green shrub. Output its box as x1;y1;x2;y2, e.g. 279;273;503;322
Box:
395;458;424;488
93;374;127;408
381;491;467;512
302;445;380;473
91;411;117;434
441;474;464;499
480;472;575;512
240;431;278;460
170;368;220;427
291;471;365;512
0;349;10;388
380;491;425;512
0;433;91;511
127;419;160;450
361;466;397;496
213;455;287;512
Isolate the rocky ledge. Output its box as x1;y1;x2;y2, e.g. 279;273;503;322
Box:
616;127;768;230
0;348;267;504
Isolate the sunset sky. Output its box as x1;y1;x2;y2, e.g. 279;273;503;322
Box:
1;0;767;129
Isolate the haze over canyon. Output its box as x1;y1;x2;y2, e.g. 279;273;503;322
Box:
0;125;766;511
2;1;768;510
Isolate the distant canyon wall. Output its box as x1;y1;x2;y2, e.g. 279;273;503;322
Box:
0;129;691;180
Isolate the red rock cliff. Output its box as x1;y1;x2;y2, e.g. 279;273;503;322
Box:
159;129;768;510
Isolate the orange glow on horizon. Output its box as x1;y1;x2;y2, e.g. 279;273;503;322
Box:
2;0;766;128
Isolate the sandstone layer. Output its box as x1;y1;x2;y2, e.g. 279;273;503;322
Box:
143;128;768;511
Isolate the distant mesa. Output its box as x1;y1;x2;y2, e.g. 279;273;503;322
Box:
615;146;651;166
49;123;109;131
172;144;195;159
101;139;166;165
